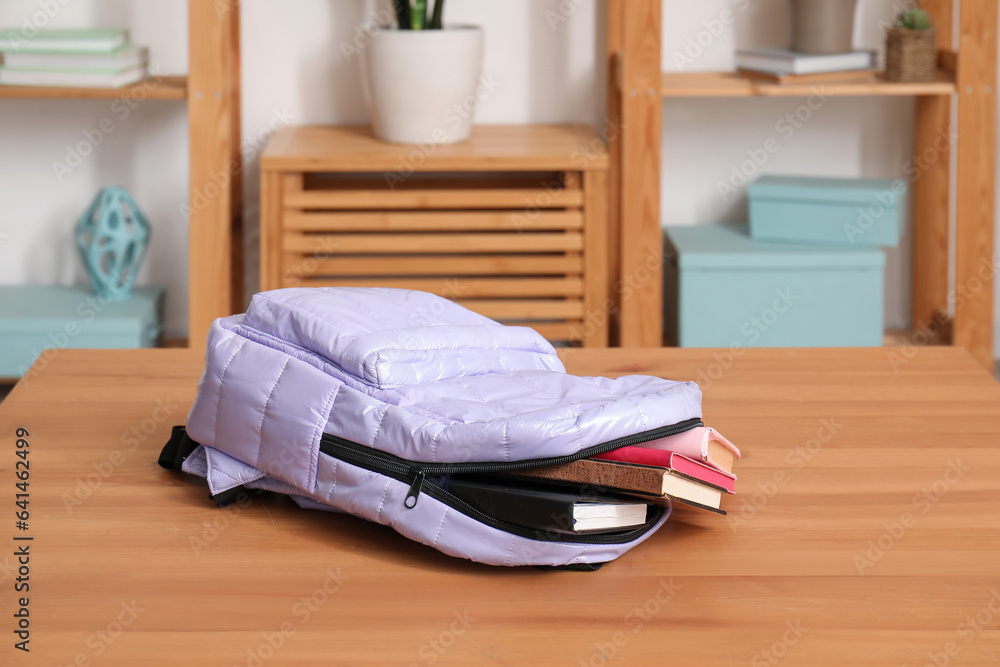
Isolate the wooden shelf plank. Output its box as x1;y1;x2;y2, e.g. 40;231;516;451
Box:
284;211;583;232
661;70;957;98
664;329;949;348
286;254;585;277
261;124;609;172
883;327;949;347
456;299;585;319
527;321;582;341
284;188;584;210
294;276;585;298
0;75;187;100
283;232;584;254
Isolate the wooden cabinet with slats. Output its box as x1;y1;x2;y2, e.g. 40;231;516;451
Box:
260;124;610;346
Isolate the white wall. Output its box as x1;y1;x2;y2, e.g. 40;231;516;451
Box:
1;0;998;355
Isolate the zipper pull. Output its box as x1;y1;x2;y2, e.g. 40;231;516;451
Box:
404;469;425;508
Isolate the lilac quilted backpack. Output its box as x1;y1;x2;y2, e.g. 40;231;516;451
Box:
159;288;703;568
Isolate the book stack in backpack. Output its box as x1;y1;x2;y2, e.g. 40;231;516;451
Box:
445;426;741;536
510;426;740;515
0;29;148;88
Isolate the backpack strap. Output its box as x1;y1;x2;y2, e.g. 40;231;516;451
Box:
158;425;200;471
159;426;248;507
538;562;605;572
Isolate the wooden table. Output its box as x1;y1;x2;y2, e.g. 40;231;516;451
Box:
2;348;999;665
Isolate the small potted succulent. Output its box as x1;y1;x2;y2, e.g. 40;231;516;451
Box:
790;0;860;54
885;9;937;82
361;0;484;144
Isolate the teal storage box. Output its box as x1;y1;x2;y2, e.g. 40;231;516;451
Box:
0;285;164;377
748;175;906;247
664;224;884;348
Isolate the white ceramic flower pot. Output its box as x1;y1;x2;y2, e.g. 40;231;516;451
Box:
361;26;484;144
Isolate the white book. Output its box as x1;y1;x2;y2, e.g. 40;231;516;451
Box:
0;29;128;54
736;48;876;75
0;46;147;71
0;65;147;88
573;502;649;532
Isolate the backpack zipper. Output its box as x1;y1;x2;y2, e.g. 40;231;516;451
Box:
318;417;701;543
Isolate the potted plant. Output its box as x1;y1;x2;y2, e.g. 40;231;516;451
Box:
885;9;937;82
790;0;859;54
361;0;484;144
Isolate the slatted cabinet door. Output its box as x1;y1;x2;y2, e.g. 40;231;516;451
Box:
260;125;610;347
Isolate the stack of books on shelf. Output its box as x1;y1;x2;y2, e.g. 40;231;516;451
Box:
736;48;878;85
444;426;740;535
0;29;148;89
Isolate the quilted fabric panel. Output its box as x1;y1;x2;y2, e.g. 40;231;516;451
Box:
181;445;265;496
239;288;565;388
186;317;336;492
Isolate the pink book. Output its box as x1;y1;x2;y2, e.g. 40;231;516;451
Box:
639;426;741;475
592;448;736;494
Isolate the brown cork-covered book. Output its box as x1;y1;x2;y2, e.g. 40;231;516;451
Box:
509;458;725;514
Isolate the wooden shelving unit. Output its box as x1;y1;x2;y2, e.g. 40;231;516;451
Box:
0;75;188;100
1;1;241;352
11;1;991;359
608;0;997;367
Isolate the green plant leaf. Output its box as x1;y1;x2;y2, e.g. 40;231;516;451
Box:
429;0;444;29
412;0;427;29
896;9;932;30
393;0;411;29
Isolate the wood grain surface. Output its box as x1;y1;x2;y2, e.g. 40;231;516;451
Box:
617;0;663;348
260;125;608;173
187;0;242;349
953;0;999;368
912;0;954;342
1;347;998;666
660;70;957;97
0;75;188;100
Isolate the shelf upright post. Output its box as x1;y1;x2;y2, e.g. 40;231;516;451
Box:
606;0;623;345
912;0;954;344
613;0;663;347
953;0;997;368
187;0;243;350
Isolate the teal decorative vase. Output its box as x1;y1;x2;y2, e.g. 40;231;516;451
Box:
75;187;151;299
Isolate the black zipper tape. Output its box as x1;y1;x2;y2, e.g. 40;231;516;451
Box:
318;417;702;544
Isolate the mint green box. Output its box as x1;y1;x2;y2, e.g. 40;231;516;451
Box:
748;175;906;247
664;224;884;348
0;285;164;378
